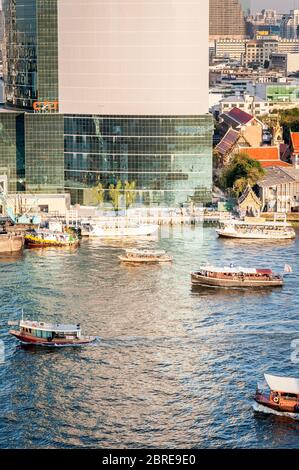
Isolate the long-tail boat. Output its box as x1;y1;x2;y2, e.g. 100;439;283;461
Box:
254;374;299;414
191;265;283;288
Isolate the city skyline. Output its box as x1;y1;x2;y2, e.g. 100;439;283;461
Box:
251;0;299;12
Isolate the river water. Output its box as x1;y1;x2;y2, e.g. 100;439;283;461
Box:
0;225;299;449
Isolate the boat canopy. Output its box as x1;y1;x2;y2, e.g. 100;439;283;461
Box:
265;374;299;395
219;218;291;228
200;265;267;275
20;320;80;334
125;249;166;256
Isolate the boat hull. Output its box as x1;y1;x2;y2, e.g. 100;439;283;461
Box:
0;234;24;253
24;237;79;248
9;330;96;346
191;273;283;288
254;393;299;414
217;230;295;240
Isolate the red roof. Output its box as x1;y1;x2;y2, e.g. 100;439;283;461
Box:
241;147;292;168
291;132;299;154
227;108;254;126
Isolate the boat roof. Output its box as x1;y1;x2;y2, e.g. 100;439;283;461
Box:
200;265;272;275
220;219;292;227
125;249;166;256
265;374;299;395
20;320;80;333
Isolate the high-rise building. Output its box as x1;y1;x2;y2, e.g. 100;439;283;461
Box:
281;10;299;39
210;0;247;40
1;0;213;206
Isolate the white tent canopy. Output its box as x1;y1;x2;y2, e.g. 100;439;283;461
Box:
265;374;299;395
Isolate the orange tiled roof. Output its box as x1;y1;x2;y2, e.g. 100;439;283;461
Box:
241;147;291;168
291;132;299;154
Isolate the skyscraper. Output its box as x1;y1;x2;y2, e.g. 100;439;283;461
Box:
1;0;213;206
210;0;247;39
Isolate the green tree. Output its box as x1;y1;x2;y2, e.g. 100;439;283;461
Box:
220;153;265;196
109;180;123;213
91;182;105;206
124;181;137;209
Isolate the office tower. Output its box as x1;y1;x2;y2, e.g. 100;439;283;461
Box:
281;10;299;39
2;0;212;205
210;0;247;40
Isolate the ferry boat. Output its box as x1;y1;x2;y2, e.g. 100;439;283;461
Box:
81;221;158;238
119;248;172;263
254;374;299;415
216;217;296;240
24;229;79;247
9;320;96;346
191;265;283;288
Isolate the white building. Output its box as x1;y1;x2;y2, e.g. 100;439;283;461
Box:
219;94;269;116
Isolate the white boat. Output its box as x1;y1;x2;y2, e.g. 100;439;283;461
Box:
216;217;296;240
119;248;172;263
81;221;158;238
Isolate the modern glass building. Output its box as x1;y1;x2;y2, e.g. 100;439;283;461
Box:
1;0;213;206
3;0;59;110
64;115;213;206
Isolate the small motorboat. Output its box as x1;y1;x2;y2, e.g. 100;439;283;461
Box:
24;229;79;247
254;374;299;415
191;265;283;288
9;319;96;346
119;248;172;263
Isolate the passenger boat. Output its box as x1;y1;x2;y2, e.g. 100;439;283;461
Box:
119;248;172;263
81;221;158;238
9;319;96;346
216;217;296;240
24;229;79;247
191;265;283;288
254;374;299;415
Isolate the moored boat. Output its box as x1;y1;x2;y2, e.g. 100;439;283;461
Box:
191;265;283;288
0;233;24;253
81;220;158;238
216;217;295;240
119;248;172;263
24;229;79;247
9;320;96;346
254;374;299;415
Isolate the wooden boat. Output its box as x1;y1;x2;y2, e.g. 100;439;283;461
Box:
9;320;96;346
254;374;299;414
216;218;296;240
191;265;283;288
119;248;172;263
0;233;24;253
24;229;79;247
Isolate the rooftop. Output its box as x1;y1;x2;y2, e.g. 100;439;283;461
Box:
241;147;291;168
215;129;240;156
258;166;299;188
291;132;299;154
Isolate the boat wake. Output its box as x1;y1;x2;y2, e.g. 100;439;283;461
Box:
252;401;299;420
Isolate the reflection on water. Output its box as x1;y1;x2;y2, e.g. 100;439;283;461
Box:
0;225;299;448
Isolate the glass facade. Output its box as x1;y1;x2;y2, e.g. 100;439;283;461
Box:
2;0;58;110
64;115;213;206
0;112;24;192
266;85;299;103
25;114;64;193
